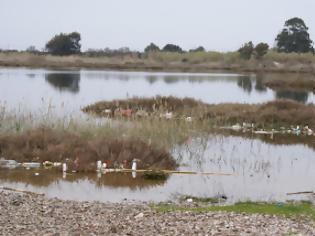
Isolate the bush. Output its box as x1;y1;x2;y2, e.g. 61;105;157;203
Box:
144;43;160;53
45;32;81;55
254;43;269;59
162;44;183;53
238;41;254;60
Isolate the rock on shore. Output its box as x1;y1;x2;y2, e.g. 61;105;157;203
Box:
0;190;315;235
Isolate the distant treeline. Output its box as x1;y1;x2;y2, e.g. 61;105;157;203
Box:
1;17;314;60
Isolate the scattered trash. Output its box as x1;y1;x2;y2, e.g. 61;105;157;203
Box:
186;198;193;203
136;110;148;118
22;162;41;169
97;160;102;171
0;159;20;169
165;112;173;120
134;212;144;219
231;123;242;131
62;163;67;173
103;109;112;115
185;117;192;122
132;159;137;171
120;109;133;117
34;173;40;176
43;161;53;168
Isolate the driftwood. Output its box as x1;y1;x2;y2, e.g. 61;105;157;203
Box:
103;169;234;176
0;186;45;196
287;191;315;195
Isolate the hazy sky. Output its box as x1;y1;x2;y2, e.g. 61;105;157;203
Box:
1;0;314;52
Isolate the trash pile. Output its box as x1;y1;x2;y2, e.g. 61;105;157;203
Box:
221;123;314;137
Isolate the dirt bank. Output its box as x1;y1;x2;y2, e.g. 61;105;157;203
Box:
0;128;177;171
1;190;314;235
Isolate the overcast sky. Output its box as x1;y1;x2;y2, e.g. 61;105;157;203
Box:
1;0;314;52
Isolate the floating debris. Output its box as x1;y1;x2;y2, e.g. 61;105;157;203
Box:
0;159;20;169
22;162;41;169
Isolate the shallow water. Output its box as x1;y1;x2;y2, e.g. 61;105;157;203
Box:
0;68;314;118
1;134;314;203
1;68;314;203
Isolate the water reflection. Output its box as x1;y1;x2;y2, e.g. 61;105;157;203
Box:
276;90;309;103
1;68;315;119
45;73;80;93
1;134;315;203
254;75;267;92
237;76;253;93
0;169;166;189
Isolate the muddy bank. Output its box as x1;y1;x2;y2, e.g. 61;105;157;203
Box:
1;52;315;75
1;190;315;235
83;97;315;130
0;128;177;172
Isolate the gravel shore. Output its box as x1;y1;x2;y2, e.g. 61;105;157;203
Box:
1;190;315;235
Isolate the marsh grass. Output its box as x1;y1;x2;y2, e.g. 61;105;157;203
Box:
2;97;315;172
1;51;314;74
151;201;315;221
83;96;315;130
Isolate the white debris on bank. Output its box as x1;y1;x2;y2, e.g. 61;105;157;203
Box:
221;123;314;137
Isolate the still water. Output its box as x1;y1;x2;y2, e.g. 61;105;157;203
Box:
0;68;314;203
1;134;314;203
0;68;314;117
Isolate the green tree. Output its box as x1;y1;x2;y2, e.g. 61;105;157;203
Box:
144;43;160;53
276;17;314;53
189;46;205;53
254;43;269;59
162;44;183;53
238;41;254;60
46;32;81;55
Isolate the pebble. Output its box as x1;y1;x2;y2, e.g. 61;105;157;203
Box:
1;190;315;235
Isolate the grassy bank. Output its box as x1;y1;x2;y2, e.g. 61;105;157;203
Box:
0;51;315;74
152;201;315;221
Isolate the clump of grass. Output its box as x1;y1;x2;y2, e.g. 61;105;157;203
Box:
261;73;315;91
82;96;205;118
84;96;315;130
151;201;315;221
0;127;177;172
205;99;315;129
